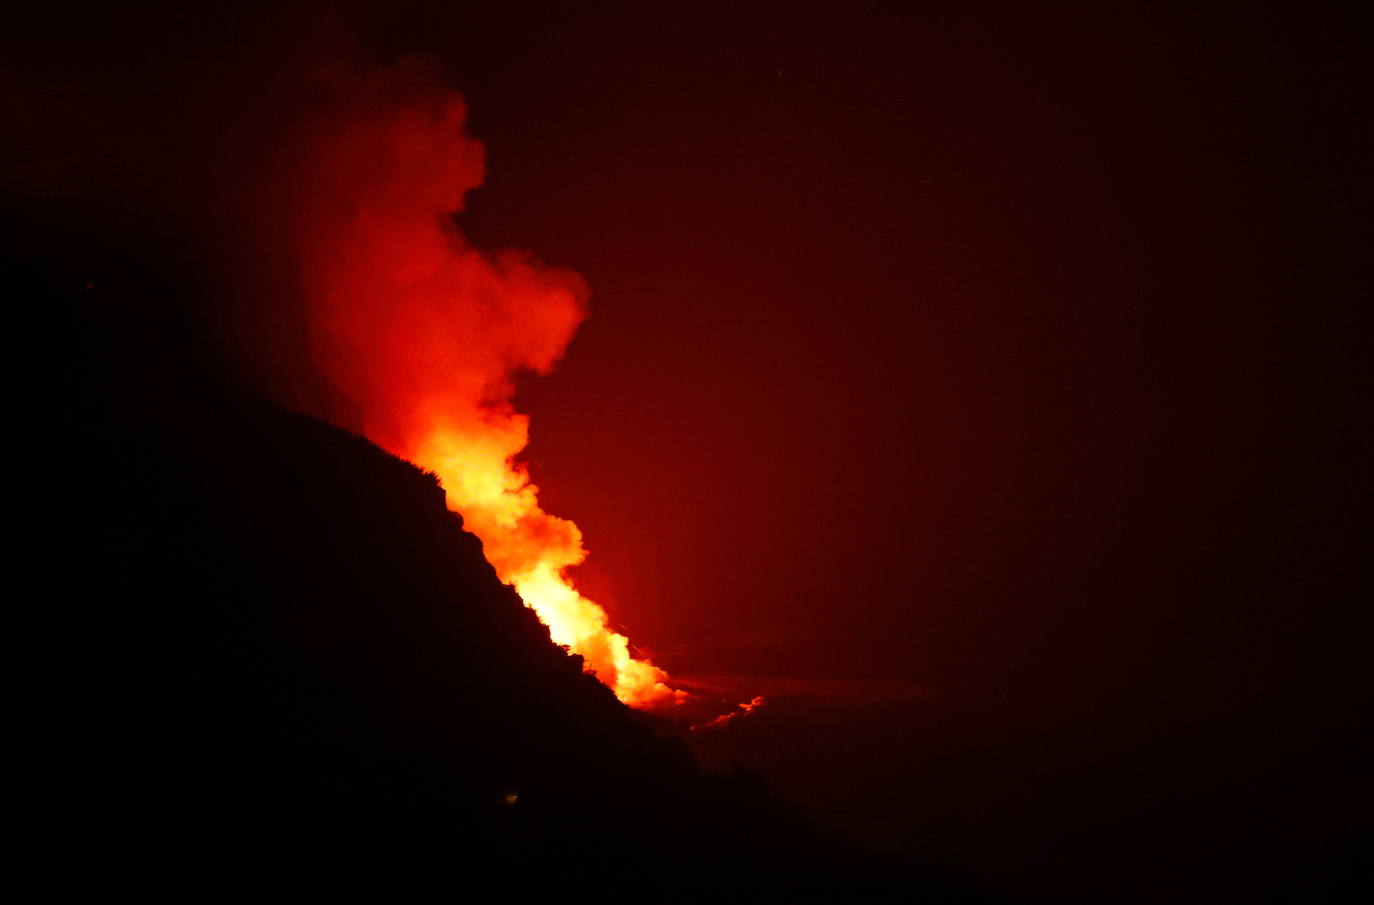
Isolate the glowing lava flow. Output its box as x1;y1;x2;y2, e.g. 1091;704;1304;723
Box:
411;421;679;707
692;695;766;731
284;59;678;707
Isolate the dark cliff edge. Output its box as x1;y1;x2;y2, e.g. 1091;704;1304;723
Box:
12;199;994;900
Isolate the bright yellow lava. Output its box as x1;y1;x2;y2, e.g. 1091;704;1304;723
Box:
412;422;678;707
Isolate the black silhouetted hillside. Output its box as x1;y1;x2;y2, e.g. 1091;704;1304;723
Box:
12;200;995;900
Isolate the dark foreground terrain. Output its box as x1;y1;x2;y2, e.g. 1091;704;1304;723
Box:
13;202;991;901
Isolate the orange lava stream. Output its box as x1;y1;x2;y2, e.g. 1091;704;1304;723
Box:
410;422;679;708
692;695;767;731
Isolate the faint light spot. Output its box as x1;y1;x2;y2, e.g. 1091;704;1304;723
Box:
502;791;519;806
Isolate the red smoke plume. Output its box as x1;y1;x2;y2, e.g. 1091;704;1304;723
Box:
692;696;767;731
280;59;678;707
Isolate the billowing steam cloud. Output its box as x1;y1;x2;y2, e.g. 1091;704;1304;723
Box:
275;59;678;706
2;16;678;707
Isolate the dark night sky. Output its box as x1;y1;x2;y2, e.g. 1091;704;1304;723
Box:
371;5;1371;892
7;2;1369;900
371;2;1369;696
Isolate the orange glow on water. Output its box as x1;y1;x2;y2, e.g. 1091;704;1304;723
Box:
284;59;678;707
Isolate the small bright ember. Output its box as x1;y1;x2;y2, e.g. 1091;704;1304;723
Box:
284;59;678;707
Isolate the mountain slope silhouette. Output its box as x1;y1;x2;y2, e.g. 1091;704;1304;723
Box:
14;198;991;901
